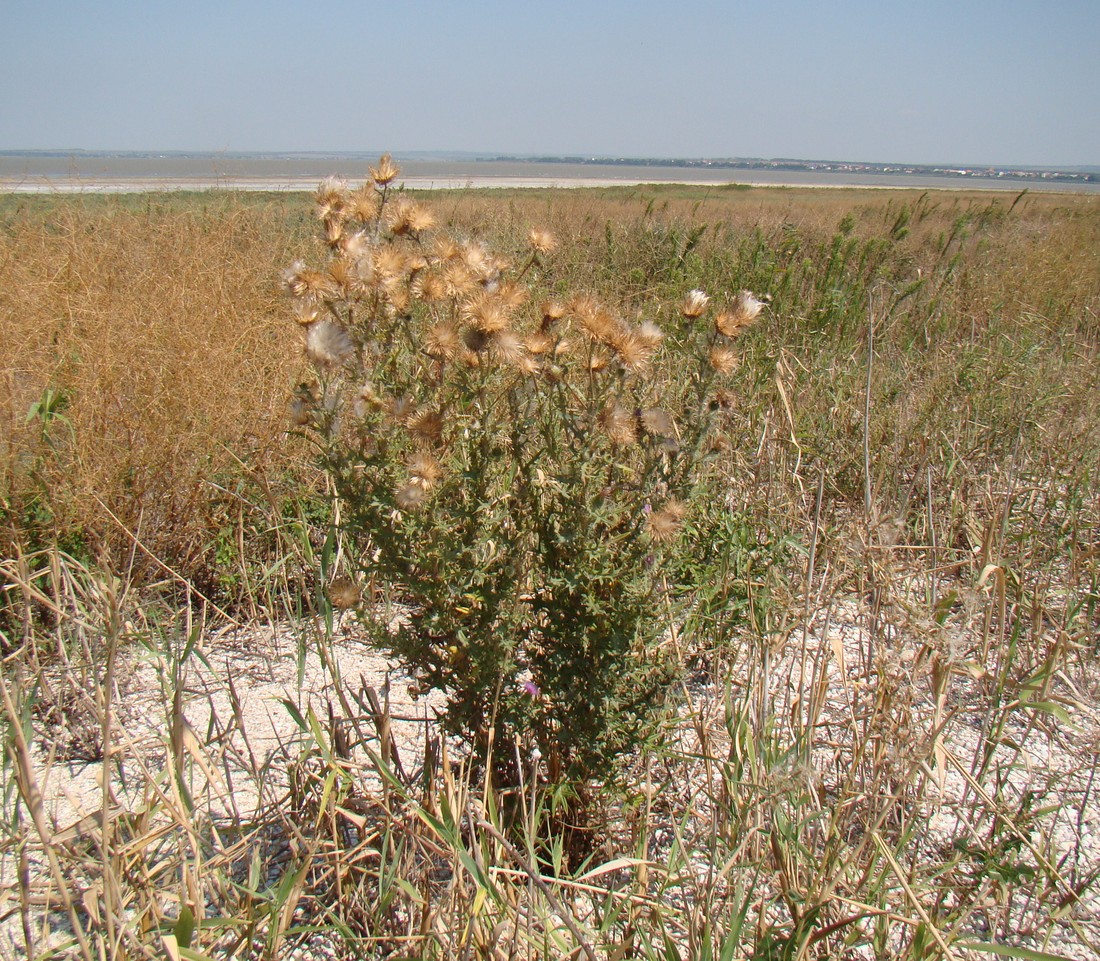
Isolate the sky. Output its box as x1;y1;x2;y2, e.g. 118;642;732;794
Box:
2;0;1097;167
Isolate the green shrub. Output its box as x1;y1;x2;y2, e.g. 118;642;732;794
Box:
282;159;765;785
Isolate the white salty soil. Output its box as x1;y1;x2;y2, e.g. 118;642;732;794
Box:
2;598;1098;959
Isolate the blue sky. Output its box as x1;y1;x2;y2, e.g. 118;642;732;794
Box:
2;0;1097;166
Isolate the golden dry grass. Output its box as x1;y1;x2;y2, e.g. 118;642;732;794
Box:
1;186;1097;596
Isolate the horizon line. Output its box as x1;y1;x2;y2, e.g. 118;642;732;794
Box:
1;148;1097;173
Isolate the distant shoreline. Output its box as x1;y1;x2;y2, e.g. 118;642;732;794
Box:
2;155;1098;194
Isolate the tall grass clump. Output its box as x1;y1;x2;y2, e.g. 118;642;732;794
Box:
0;193;312;610
281;160;766;788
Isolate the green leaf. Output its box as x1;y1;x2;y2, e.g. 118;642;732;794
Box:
174;906;195;949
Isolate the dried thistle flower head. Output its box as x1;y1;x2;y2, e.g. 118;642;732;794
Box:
306;320;355;368
407;451;443;488
599;404;637;446
525;331;555;355
292;299;320;325
283;261;339;301
289;384;317;426
339;229;371;261
348;185;380;221
646;499;688;543
424;321;462;361
394;481;429;511
681;289;710;318
610;328;657;372
412;269;448;303
528;228;558;254
353;382;383;418
387;197;436;235
323;217;344;248
373;247;409;287
328;575;361;610
370;153;400;186
408;409;444;445
574;299;624;346
463;291;511;334
709;346;740;374
431;236;463;261
387;395;417;427
461;241;492;277
716;290;765;337
327;257;355;294
315;177;348;221
641;408;677;439
490;329;526;366
496;280;529;311
541;300;567;326
635;321;664;350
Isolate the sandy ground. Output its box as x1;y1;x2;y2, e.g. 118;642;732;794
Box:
2;602;1098;958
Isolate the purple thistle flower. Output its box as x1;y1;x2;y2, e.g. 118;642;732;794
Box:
522;681;540;697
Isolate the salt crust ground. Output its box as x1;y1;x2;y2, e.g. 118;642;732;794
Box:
2;602;1098;959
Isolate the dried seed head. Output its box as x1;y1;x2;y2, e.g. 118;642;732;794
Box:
327;257;354;293
315;177;349;221
412;269;449;303
424;321;462;361
587;349;612;372
516;354;542;376
292;299;321;325
387;395;417;426
370;153;400;186
306;320;355;368
408;409;445;445
329;576;361;610
348;185;380;222
386;286;411;315
323;217;344;247
600;404;637;446
387;197;436;235
432;236;463;261
541;300;567;326
496;280;530;311
681;289;710;318
289;391;314;426
462;242;495;281
528;228;558;254
442;259;478;298
641;408;677;439
635;321;664;350
463;291;511;334
525;330;555;355
490;329;526;366
283;261;339;301
394;481;428;511
577;303;624;346
373;246;409;285
612;329;655;372
716;290;765;337
646;499;687;542
712;388;737;411
353;382;383;418
463;328;491;354
407;451;444;488
709;346;740;374
339;230;371;261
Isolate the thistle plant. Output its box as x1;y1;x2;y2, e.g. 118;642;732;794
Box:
283;157;764;786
